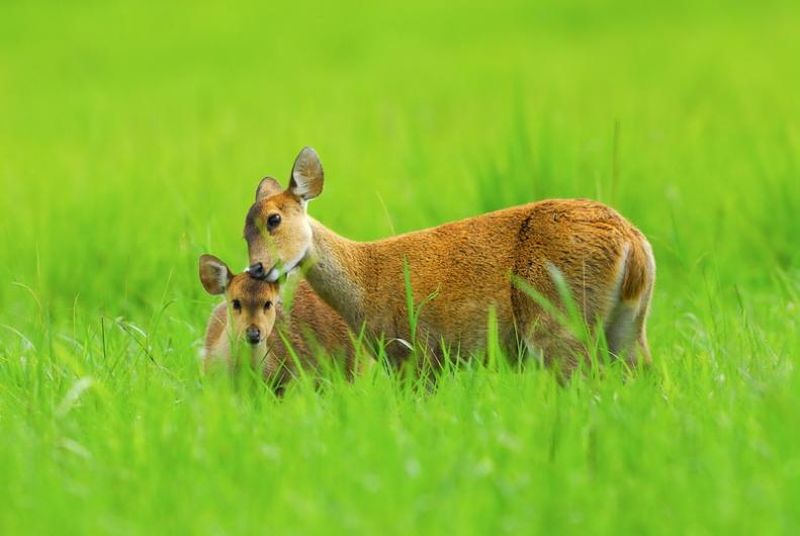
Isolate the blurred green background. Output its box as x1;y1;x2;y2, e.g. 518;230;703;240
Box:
1;1;799;534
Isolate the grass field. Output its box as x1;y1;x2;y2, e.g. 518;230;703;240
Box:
1;0;800;533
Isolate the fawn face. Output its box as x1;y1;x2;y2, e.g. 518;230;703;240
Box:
245;147;323;282
199;254;279;345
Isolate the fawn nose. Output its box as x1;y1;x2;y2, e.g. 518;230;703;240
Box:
248;262;265;279
245;326;261;345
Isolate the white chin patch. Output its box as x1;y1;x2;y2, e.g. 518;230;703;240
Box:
266;268;280;282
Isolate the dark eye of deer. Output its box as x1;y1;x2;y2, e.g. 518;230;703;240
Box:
267;214;281;229
264;301;272;311
232;299;242;311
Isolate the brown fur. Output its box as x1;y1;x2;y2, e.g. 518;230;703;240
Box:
620;232;651;302
245;148;656;377
265;281;363;388
199;255;363;392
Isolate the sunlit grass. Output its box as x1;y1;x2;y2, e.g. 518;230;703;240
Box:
1;0;799;533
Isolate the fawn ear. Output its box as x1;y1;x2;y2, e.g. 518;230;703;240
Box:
289;147;324;201
255;177;282;202
199;254;233;295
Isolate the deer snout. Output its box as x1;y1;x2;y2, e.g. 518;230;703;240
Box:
248;262;266;279
245;326;262;345
248;261;280;282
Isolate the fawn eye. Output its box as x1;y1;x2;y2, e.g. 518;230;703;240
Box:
232;299;242;311
264;301;272;311
267;214;281;229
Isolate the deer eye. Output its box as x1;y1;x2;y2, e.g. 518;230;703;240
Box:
267;214;281;230
264;301;272;311
232;299;242;311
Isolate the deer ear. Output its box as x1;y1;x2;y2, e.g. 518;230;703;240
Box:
199;254;233;295
255;177;283;202
289;147;324;201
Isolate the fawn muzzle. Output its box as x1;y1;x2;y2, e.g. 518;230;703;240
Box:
245;326;262;345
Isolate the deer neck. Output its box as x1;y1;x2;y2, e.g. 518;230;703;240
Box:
304;218;368;328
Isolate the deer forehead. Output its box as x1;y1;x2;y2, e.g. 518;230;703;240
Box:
227;275;279;303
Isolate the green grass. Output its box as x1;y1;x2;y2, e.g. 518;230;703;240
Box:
1;0;800;533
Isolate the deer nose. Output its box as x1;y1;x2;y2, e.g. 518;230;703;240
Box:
248;262;265;279
246;327;261;345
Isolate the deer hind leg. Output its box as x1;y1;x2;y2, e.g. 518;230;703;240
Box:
603;237;656;369
604;286;654;369
633;283;654;368
512;292;590;379
604;299;640;365
524;318;590;381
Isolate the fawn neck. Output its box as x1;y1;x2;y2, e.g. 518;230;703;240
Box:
304;219;368;329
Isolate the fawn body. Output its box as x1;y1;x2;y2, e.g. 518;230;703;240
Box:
200;254;360;390
245;149;655;375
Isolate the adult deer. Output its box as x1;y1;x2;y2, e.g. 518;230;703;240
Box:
245;148;655;376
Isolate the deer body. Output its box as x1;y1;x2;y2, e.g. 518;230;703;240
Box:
246;149;655;374
267;280;362;385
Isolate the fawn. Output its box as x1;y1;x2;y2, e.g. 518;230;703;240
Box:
199;254;362;391
244;148;655;377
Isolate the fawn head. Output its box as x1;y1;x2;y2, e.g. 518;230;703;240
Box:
245;147;323;282
199;254;279;345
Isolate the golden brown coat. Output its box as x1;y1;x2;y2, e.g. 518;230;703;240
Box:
245;148;655;375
